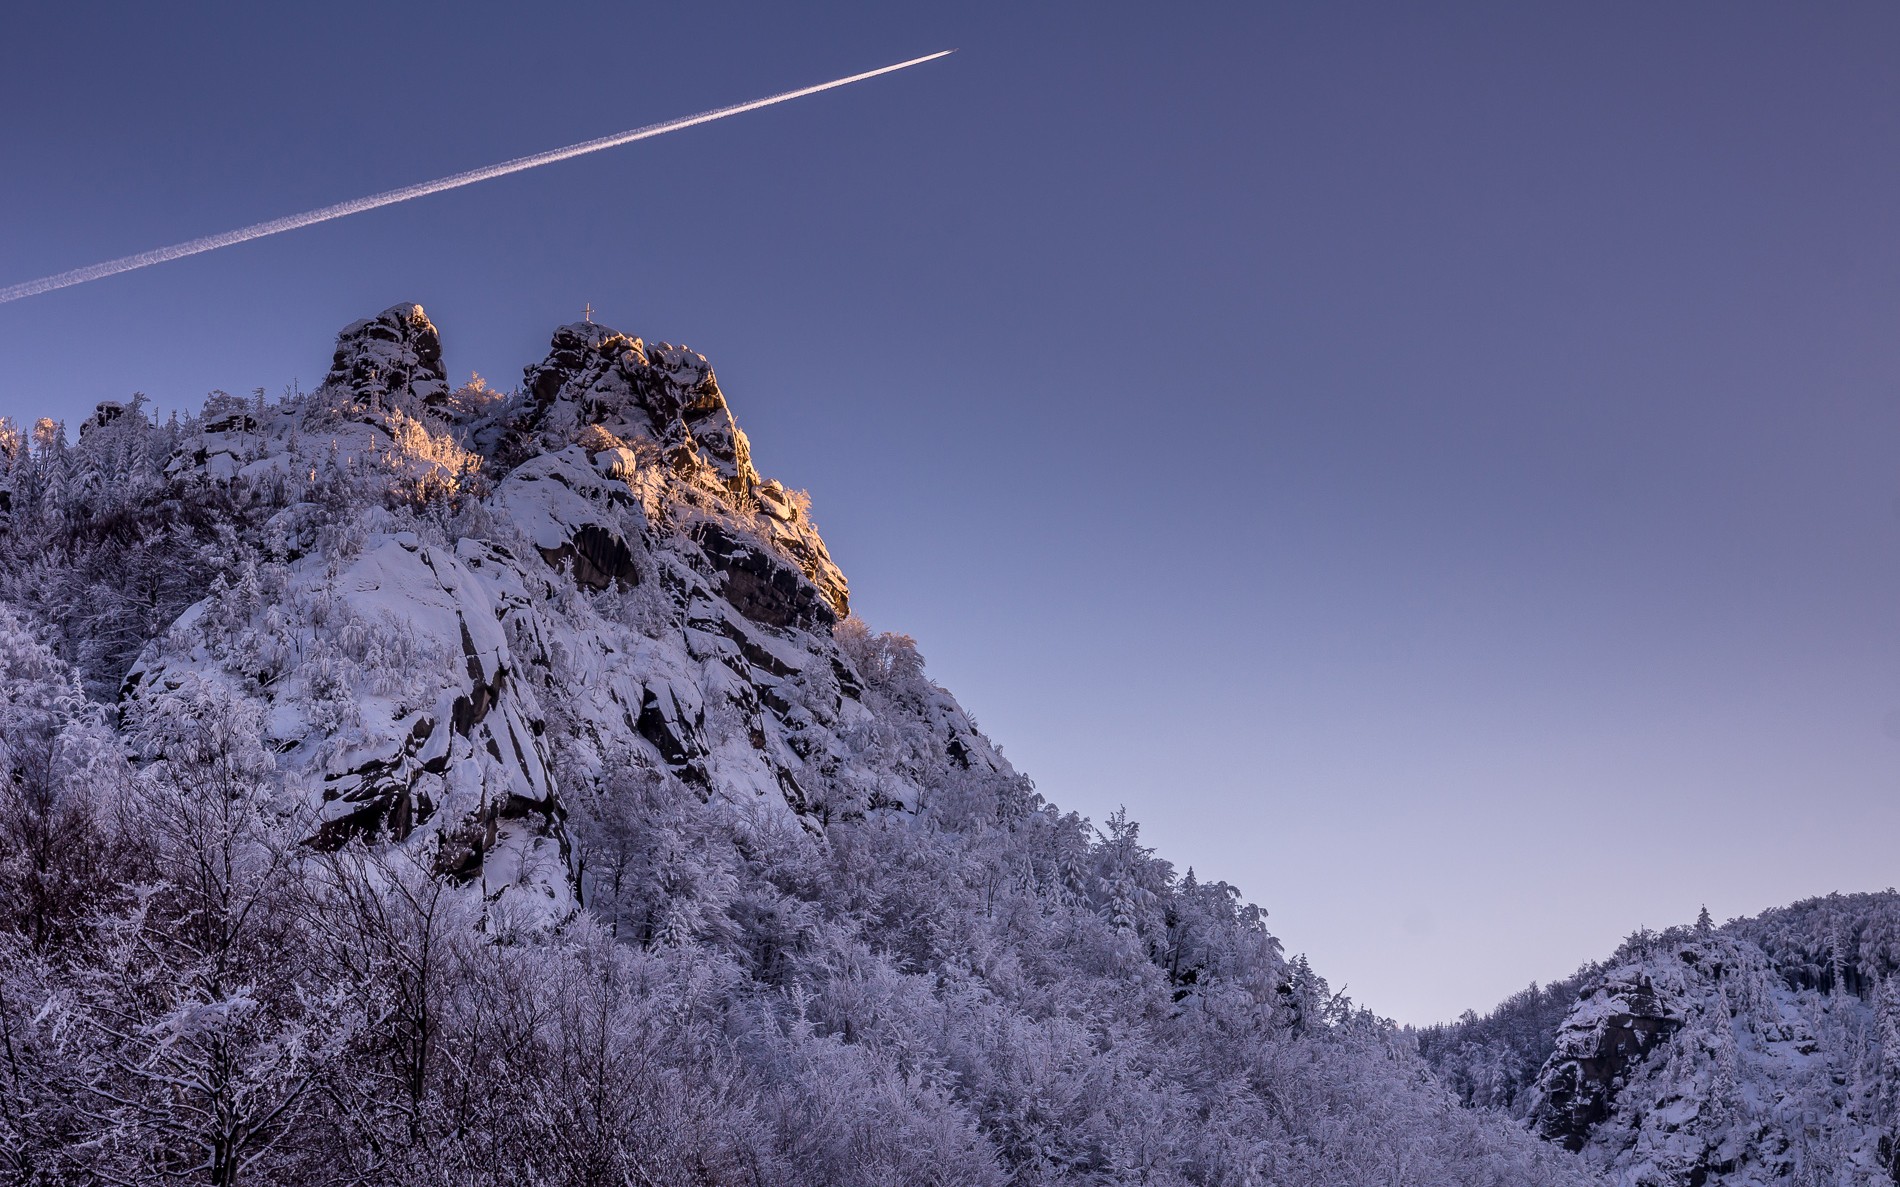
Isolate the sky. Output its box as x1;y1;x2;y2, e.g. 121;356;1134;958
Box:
3;1;1898;1025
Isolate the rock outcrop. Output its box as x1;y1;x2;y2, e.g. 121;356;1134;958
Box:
121;304;986;923
1535;970;1685;1151
500;320;848;619
513;323;754;490
1524;923;1891;1186
325;302;450;413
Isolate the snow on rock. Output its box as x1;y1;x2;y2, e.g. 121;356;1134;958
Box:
325;302;450;412
493;447;646;591
1525;914;1900;1187
123;529;571;922
498;319;849;618
120;303;991;925
512;323;754;493
164;304;476;490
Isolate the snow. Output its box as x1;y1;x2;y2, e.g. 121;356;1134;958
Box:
0;303;1645;1186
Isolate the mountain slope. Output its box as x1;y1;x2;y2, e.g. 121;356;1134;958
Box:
1422;894;1900;1186
0;304;1595;1186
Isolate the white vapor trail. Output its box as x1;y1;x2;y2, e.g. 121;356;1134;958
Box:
0;50;953;306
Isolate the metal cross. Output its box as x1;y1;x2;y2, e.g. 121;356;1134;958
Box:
583;303;593;323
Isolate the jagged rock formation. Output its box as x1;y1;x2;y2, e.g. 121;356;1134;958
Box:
1536;969;1686;1150
1425;894;1900;1186
496;319;848;615
121;304;977;919
326;302;450;412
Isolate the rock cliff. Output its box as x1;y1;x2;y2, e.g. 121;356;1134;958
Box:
123;303;992;922
1429;895;1900;1186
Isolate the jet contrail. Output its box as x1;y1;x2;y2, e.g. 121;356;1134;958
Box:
0;50;953;306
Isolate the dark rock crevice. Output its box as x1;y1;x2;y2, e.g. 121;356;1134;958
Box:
691;521;835;631
538;524;639;592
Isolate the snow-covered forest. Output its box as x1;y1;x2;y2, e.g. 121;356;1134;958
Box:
1420;893;1900;1184
0;304;1883;1185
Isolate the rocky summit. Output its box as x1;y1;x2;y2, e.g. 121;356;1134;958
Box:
117;304;979;922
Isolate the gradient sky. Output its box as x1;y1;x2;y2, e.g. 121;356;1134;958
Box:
3;1;1897;1025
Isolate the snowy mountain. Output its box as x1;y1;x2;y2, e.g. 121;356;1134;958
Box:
113;304;961;928
2;303;1603;1184
1422;893;1900;1186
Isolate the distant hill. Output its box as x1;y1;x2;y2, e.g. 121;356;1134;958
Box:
1421;891;1900;1185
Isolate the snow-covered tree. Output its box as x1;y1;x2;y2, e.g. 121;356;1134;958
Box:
0;308;1611;1187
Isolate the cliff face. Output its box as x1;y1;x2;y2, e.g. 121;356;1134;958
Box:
121;303;994;922
1429;894;1900;1187
1534;930;1869;1186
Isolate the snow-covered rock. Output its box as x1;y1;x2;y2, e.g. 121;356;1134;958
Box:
325;301;450;412
496;319;849;617
119;303;992;922
1461;897;1900;1187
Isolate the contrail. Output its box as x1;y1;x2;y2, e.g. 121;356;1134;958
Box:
0;50;953;306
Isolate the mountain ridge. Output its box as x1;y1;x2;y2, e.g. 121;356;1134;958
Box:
0;301;1840;1185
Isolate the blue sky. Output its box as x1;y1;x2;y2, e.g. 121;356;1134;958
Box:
3;1;1898;1024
